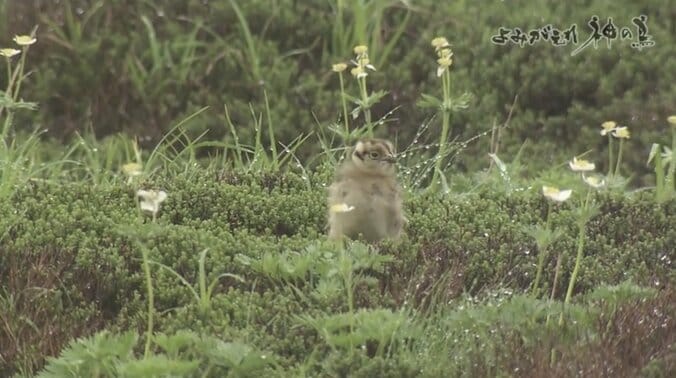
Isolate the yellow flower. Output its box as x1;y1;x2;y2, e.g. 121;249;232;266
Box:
332;63;347;73
330;203;355;213
137;189;168;216
13;35;36;46
600;121;617;136
436;56;453;77
353;45;368;55
542;186;572;202
667;115;676;126
0;48;20;58
431;37;450;49
569;156;596;172
355;56;376;71
582;175;605;189
612;126;630;139
122;162;143;177
437;57;453;67
437;47;453;59
351;66;367;78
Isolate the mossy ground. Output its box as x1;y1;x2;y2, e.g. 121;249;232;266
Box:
1;169;674;376
1;0;675;376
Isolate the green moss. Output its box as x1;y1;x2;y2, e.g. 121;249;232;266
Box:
1;168;673;375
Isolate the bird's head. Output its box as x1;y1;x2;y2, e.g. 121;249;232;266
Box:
351;138;397;175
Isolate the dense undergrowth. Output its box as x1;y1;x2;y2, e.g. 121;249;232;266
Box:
1;169;674;376
1;0;675;376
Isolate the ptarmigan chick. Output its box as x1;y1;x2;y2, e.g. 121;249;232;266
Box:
328;138;405;242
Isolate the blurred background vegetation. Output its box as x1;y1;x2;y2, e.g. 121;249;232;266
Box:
1;0;674;183
1;1;675;375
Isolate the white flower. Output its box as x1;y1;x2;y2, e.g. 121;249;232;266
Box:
351;66;367;79
332;63;347;73
431;37;450;49
13;35;36;46
612;126;630;139
329;203;355;213
0;48;20;58
569;156;595;172
668;115;676;127
600;121;616;136
137;189;167;216
122;162;143;177
353;45;368;55
542;186;572;202
582;175;605;189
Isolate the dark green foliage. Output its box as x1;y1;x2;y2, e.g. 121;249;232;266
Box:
1;169;674;375
412;286;675;377
401;188;674;305
3;0;674;183
2;0;674;375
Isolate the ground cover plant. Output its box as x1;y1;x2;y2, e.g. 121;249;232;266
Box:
1;0;675;377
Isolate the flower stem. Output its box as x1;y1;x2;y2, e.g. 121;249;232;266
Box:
545;251;562;330
614;139;624;177
141;246;155;358
532;202;553;297
339;72;349;139
12;46;29;102
669;127;676;192
431;70;452;191
1;58;14;133
359;76;372;137
559;188;591;325
4;58;11;95
607;135;614;177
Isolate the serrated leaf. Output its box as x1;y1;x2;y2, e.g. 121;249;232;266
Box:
417;93;442;109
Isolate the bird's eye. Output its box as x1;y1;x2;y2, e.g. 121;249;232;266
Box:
369;151;380;159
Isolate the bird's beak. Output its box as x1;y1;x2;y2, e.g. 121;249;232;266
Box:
381;155;396;163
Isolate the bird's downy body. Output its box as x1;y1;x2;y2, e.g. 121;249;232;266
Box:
328;138;405;242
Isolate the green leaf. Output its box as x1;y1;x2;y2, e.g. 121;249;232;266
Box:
647;143;660;165
417;93;442;109
450;92;473;112
117;356;199;377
